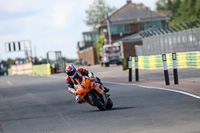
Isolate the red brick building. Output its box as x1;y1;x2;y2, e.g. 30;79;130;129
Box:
77;31;98;65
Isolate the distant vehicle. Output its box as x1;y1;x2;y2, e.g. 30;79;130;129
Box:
0;63;8;76
100;43;122;67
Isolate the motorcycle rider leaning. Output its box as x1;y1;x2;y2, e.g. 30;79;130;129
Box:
65;64;109;103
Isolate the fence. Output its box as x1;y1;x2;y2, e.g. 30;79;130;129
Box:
131;51;200;70
136;28;200;56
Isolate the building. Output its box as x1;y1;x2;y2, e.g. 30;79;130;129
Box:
77;31;98;65
77;0;172;65
96;0;172;58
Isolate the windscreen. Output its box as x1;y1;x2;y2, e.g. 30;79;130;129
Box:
105;46;120;54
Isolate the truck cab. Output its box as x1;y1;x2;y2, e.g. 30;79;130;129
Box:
100;44;122;67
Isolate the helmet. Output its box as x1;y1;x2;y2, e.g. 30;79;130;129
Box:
66;64;76;77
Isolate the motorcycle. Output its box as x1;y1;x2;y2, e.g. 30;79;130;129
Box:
74;76;113;111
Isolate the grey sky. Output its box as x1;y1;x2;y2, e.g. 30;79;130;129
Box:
0;0;157;60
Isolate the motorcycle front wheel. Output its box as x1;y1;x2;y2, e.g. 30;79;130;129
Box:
88;92;106;111
106;97;113;109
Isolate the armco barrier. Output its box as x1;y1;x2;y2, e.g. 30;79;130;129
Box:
32;64;51;75
132;51;200;70
10;63;51;75
11;63;33;75
8;68;12;76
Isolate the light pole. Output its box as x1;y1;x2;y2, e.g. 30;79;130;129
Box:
106;12;112;44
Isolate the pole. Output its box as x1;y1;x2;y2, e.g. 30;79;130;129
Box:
34;44;36;58
162;54;170;85
135;56;139;81
29;40;32;58
172;53;178;84
128;56;132;82
107;15;112;44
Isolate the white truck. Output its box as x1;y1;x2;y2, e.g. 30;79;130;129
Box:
99;44;122;67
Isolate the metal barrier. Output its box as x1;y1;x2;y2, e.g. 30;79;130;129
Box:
136;28;200;56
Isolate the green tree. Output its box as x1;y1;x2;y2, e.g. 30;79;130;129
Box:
170;0;200;25
6;58;15;68
156;0;200;26
85;0;116;30
156;0;169;11
95;35;104;63
156;0;180;12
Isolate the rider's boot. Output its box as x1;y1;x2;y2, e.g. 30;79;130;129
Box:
76;95;83;104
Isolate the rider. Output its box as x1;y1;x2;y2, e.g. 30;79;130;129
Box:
65;64;109;103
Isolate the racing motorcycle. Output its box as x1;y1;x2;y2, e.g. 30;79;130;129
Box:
74;76;113;111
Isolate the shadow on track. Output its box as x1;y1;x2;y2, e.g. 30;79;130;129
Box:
89;106;134;112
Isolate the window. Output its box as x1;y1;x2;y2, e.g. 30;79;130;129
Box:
124;25;130;33
139;23;145;30
144;21;162;29
110;24;130;35
154;21;162;28
93;34;98;42
84;34;92;42
145;22;153;29
84;33;98;42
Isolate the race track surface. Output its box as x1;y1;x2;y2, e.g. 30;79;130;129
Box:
0;75;200;133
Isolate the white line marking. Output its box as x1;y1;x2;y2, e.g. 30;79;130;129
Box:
102;81;200;99
7;81;12;85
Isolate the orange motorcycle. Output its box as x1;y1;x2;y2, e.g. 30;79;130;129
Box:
74;76;113;111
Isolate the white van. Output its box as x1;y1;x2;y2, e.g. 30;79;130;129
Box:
100;44;122;67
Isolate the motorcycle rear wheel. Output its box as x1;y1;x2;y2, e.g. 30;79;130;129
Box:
88;93;106;111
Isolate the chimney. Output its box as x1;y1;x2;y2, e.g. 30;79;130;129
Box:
127;0;132;4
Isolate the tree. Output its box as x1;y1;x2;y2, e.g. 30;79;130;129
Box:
156;0;180;12
156;0;169;11
95;35;104;63
155;0;200;26
85;0;116;30
170;0;200;25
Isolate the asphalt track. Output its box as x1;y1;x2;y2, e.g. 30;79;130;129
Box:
0;75;200;133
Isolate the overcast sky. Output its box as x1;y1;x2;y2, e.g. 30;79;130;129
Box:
0;0;157;60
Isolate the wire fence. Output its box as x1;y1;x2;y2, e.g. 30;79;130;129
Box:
136;28;200;56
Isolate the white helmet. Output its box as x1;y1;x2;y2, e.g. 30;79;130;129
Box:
66;64;77;78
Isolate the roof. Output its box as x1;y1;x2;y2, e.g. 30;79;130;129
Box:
114;32;142;43
158;10;172;17
101;2;171;24
114;28;170;43
82;31;98;34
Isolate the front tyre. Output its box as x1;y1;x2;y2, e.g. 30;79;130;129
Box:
106;97;113;109
88;93;106;111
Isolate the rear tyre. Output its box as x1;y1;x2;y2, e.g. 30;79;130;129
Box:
88;93;106;111
106;97;113;109
105;63;109;67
